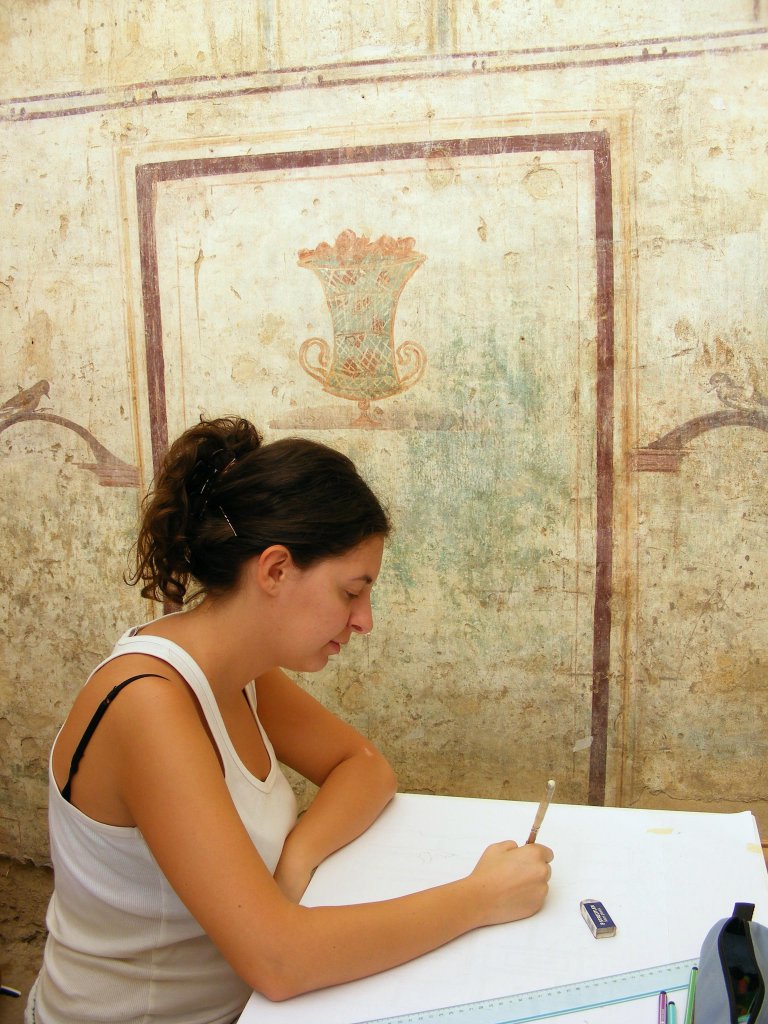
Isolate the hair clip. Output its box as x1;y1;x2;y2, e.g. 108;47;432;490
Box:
188;449;237;521
219;507;238;537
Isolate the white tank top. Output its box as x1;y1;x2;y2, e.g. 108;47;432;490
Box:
32;627;298;1024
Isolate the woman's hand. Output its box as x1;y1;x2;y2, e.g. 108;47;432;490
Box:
466;840;554;928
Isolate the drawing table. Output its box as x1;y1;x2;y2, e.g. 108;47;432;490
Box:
240;793;768;1023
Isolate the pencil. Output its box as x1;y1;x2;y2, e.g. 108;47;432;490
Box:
658;990;668;1024
683;966;698;1024
526;779;556;844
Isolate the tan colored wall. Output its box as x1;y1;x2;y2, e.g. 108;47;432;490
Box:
1;1;767;862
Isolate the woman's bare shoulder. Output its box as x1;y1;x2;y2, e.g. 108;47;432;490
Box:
51;652;208;826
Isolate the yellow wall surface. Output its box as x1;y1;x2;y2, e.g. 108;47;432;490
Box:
1;1;767;862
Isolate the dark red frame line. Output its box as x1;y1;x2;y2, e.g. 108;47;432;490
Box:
135;131;615;804
8;26;764;103
5;30;766;122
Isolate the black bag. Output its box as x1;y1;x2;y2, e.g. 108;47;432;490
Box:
695;903;768;1023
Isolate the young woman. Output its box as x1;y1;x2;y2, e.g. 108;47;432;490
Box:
27;415;553;1024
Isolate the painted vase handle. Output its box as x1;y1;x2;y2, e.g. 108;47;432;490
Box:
395;340;427;390
299;337;331;386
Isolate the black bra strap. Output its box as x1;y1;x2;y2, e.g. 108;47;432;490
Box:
61;673;169;802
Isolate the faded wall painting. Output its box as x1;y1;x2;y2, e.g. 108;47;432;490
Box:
135;130;617;806
629;345;768;817
0;385;138;488
2;2;766;862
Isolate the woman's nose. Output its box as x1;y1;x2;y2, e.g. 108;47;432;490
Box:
350;595;373;634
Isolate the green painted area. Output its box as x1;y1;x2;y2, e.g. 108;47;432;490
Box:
381;327;578;594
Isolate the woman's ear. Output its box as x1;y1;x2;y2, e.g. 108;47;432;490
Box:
251;545;295;595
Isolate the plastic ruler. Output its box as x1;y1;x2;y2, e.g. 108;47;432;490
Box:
362;958;698;1024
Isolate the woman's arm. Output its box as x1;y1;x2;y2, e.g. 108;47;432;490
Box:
113;675;553;1002
254;668;397;901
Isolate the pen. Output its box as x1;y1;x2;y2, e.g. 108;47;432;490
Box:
526;779;556;844
683;966;697;1024
658;990;668;1024
667;1000;677;1024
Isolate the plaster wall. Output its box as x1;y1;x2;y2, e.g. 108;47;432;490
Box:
1;1;766;862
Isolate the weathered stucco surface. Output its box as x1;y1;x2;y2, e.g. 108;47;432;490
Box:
1;1;766;861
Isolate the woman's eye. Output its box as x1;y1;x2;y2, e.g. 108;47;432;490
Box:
345;591;359;600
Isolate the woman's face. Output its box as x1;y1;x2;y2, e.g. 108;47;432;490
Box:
274;535;385;672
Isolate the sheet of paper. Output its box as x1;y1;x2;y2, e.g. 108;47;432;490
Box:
241;794;768;1024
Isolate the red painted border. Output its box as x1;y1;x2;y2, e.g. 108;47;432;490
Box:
4;29;765;122
136;131;615;803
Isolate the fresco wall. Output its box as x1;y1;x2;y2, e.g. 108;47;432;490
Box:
1;1;766;862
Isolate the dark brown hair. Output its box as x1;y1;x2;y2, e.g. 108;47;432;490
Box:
129;416;391;604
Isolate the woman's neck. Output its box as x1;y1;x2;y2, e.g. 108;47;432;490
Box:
140;595;275;695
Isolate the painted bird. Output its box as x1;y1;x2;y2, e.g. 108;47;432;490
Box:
0;379;51;416
708;372;768;412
